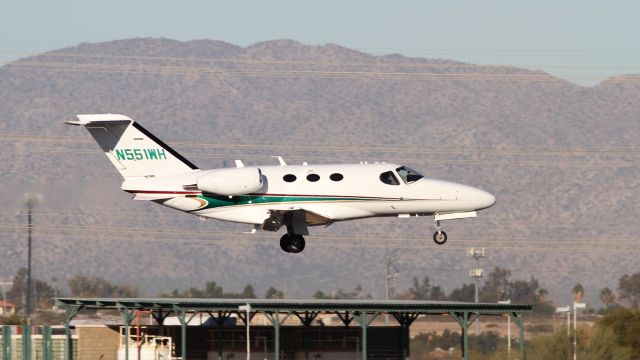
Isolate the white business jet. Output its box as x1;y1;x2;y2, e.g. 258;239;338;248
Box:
67;114;495;253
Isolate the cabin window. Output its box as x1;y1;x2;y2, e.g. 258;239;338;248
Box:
307;174;320;182
283;174;297;182
396;166;424;184
330;173;344;181
379;171;400;185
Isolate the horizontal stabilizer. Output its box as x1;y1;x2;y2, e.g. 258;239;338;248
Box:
66;114;133;126
131;193;175;201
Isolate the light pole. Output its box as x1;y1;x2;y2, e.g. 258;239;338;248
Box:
468;247;485;335
384;245;398;326
238;304;251;360
24;193;41;318
0;282;11;316
498;300;511;359
573;302;586;360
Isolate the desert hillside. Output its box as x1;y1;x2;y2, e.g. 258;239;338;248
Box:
0;38;637;304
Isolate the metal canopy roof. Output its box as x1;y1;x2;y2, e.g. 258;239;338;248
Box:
54;297;532;360
55;297;532;314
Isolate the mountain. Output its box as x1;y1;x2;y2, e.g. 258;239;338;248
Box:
0;38;638;304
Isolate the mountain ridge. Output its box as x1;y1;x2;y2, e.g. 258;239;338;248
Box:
0;38;637;305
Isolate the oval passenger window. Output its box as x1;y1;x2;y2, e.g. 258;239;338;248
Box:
283;174;297;182
330;173;344;181
307;174;320;182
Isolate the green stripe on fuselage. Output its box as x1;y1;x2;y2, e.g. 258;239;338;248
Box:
197;194;377;210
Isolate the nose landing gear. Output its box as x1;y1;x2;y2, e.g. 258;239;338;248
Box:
433;219;448;245
280;233;306;253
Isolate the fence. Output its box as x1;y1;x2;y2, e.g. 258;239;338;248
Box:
0;325;77;360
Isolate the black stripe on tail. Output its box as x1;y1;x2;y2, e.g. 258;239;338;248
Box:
132;122;199;170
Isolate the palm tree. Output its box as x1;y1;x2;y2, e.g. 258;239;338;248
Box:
538;288;548;302
572;283;584;303
599;287;615;308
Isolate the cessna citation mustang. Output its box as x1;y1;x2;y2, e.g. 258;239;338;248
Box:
67;114;496;254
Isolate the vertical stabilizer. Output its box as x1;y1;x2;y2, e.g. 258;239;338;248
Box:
66;114;198;179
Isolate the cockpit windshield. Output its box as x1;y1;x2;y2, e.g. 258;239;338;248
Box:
396;166;424;184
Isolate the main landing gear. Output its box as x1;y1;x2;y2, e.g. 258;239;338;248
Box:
433;219;448;245
280;233;306;253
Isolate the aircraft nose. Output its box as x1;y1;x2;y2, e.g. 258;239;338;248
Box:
468;187;496;210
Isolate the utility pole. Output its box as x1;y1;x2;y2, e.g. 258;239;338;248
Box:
384;245;398;326
468;247;486;335
24;193;41;319
498;300;512;359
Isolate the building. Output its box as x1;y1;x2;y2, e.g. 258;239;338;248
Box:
0;301;16;316
51;298;533;360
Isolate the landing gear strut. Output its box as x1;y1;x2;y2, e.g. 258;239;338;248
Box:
280;233;306;253
433;219;448;245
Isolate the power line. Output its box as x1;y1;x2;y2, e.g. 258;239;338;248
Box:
5;231;640;253
2;146;638;168
2;59;639;83
1;222;638;247
2;133;639;157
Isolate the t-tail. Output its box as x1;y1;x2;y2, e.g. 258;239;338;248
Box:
66;114;198;179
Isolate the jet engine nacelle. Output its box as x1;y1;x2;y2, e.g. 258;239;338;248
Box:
196;168;263;196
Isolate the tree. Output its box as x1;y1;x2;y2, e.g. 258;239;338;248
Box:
264;287;284;299
511;278;541;304
573;283;585;303
596;307;640;356
203;281;224;298
239;285;256;299
409;276;430;300
429;285;446;301
479;267;511;302
510;277;555;314
336;285;367;299
311;285;368;300
618;273;640;308
449;283;475;302
538;288;549;302
67;275;138;298
599;288;616;309
312;290;327;299
7;267;58;311
583;326;635;360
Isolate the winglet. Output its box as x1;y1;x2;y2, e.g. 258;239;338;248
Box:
235;160;245;168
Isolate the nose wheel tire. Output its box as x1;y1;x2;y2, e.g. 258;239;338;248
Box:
433;230;447;245
280;233;306;253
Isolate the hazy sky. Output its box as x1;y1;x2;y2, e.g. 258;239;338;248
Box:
2;0;639;85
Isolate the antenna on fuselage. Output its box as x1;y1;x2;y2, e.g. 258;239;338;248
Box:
271;156;287;166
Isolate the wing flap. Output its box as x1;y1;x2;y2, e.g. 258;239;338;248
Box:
262;208;333;233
